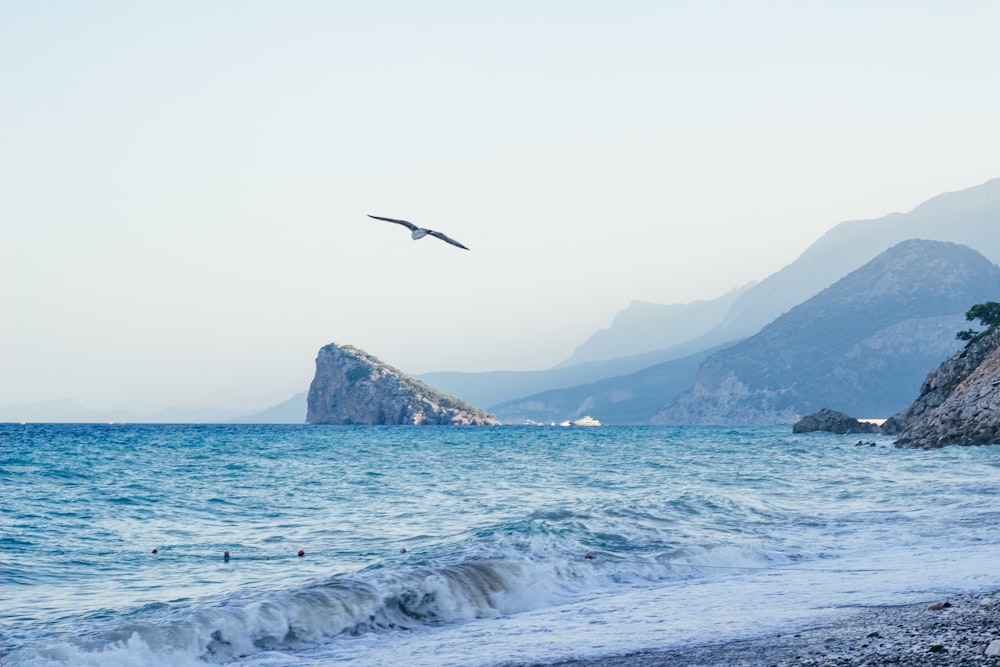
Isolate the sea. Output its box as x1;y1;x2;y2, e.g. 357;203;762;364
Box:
2;423;998;667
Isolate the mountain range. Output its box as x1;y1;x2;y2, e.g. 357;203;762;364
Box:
493;240;1000;424
554;283;753;367
4;178;998;424
653;239;1000;424
0;399;245;424
424;178;1000;411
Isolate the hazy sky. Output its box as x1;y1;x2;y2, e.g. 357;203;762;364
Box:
2;1;999;415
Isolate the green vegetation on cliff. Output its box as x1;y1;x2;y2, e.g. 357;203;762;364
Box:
956;300;1000;343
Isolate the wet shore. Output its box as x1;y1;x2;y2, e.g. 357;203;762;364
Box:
534;590;1000;666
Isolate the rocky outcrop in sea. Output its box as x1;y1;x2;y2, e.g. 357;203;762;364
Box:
885;325;1000;448
792;408;881;434
306;343;500;425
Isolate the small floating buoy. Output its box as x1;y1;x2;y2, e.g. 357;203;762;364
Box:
297;550;305;557
151;548;158;554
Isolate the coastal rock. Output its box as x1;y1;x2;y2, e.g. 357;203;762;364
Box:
792;408;882;434
888;326;1000;448
306;343;500;425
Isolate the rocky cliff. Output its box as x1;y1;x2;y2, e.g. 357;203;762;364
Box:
306;344;500;425
884;327;1000;448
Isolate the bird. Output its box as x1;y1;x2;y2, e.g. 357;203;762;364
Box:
368;215;469;250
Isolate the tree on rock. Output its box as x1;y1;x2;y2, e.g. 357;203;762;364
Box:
956;301;1000;342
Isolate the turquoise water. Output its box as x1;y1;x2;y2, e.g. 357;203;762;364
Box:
2;424;998;666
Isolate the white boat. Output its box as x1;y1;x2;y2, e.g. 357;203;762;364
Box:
571;416;601;427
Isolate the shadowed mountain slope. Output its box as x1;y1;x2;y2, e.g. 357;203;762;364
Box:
489;344;725;425
652;240;1000;425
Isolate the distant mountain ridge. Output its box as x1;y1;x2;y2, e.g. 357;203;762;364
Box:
0;398;241;424
227;392;306;424
498;240;1000;426
489;343;726;425
417;334;732;409
652;240;1000;425
424;178;1000;411
555;284;753;367
704;177;1000;346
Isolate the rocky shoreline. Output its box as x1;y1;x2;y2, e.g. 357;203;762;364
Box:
793;324;1000;448
533;590;1000;667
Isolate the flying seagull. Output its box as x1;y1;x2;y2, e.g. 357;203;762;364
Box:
368;215;470;250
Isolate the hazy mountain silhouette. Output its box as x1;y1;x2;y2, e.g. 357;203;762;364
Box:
424;178;1000;409
228;392;307;423
653;240;1000;425
702;177;1000;347
489;344;727;425
0;399;240;423
418;334;736;409
554;284;752;367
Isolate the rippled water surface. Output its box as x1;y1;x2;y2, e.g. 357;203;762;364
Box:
2;424;998;666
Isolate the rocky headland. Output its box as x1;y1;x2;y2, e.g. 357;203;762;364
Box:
306;343;499;425
887;324;1000;448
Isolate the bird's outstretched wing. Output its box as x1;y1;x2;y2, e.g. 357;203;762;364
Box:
368;214;418;232
428;230;470;250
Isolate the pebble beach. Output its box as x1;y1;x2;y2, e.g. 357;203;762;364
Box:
539;590;1000;667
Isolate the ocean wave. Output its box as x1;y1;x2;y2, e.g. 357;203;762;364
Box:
3;558;548;666
4;530;793;667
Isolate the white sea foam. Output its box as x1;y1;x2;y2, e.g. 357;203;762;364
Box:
4;545;789;666
267;541;999;667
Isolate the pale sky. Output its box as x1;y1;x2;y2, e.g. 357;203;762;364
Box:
2;1;998;415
